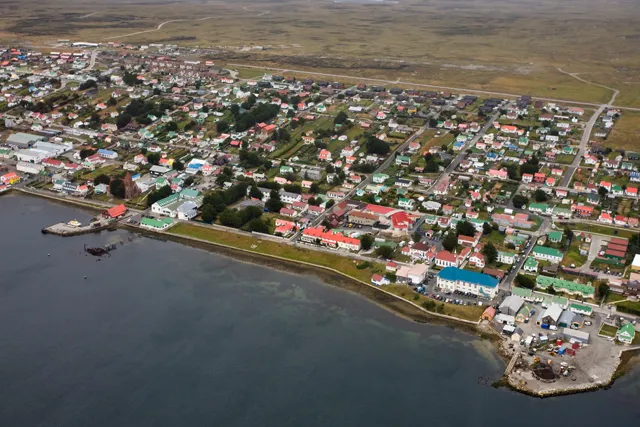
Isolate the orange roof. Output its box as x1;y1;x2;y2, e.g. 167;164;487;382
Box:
106;204;127;218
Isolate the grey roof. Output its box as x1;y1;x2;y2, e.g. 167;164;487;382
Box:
6;132;46;147
543;304;563;322
558;310;575;325
499;295;524;314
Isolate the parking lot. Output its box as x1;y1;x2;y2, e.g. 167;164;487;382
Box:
410;274;492;307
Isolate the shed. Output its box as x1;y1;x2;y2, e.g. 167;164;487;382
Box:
541;304;563;326
557;311;575;329
562;328;589;344
499;295;524;316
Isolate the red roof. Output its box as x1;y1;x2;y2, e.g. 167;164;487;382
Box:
436;250;456;263
105;204;126;218
365;204;396;215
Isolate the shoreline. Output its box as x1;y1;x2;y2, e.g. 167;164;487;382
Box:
8;188;640;397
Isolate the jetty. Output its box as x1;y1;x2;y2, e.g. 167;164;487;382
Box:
42;219;114;236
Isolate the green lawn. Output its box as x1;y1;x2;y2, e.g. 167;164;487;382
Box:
169;223;383;283
616;300;640;316
605;293;627;304
599;323;618;338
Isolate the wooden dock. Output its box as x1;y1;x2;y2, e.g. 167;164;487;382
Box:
504;352;520;375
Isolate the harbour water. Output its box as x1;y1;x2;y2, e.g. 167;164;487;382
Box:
1;194;639;426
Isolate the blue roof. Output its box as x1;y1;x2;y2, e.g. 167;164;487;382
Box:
437;267;499;288
97;149;116;155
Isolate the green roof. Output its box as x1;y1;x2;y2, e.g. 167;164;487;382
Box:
548;231;563;242
512;287;533;298
617;323;636;339
536;276;595;297
498;251;515;258
524;256;538;269
551;295;569;306
529;203;549;211
533;245;563;259
141;217;173;228
570;303;593;314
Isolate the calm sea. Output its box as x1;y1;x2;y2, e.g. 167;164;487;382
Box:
0;194;639;427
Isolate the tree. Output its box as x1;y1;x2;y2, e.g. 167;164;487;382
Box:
109;178;125;199
598;283;610;301
412;231;422;243
216;121;230;133
165;121;178;132
265;190;283;212
515;274;536;289
361;234;375;250
512;194;529;209
598;186;609;198
456;220;476;238
249;185;263;200
534;189;548;202
482;222;493;236
78;79;97;90
201;204;217;223
310;182;320;193
116;113;132;129
240;206;263;224
79;148;96;159
482;242;498;265
442;232;457;251
219;208;244;228
564;227;574;242
94;174;111;185
506;163;520;180
184;176;195;187
325;199;335;208
173;159;184;171
365;135;390;155
375;245;394;259
147;153;161;165
247;218;269;233
334;111;348;125
147;185;172;206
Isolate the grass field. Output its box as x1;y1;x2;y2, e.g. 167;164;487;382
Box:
2;0;639;106
169;222;383;283
599;323;618;338
605;111;640;151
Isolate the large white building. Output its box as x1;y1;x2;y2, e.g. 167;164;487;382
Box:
436;267;500;299
151;189;203;219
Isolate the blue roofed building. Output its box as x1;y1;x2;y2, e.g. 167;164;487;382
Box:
436;267;500;299
97;148;118;159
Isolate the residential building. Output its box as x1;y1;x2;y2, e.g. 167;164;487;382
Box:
532;245;563;263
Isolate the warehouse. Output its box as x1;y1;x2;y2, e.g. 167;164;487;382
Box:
6;132;46;149
562;328;590;344
17;161;45;175
15;149;48;164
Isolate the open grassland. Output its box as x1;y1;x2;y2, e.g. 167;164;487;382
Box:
1;0;639;105
605;111;640;151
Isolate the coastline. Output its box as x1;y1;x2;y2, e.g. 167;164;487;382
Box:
8;188;639;398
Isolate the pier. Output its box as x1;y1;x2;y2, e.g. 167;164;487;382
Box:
42;220;114;236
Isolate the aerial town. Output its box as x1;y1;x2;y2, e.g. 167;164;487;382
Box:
1;42;639;396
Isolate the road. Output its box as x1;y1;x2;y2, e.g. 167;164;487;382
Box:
558;72;620;187
104;17;214;41
227;63;640;112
